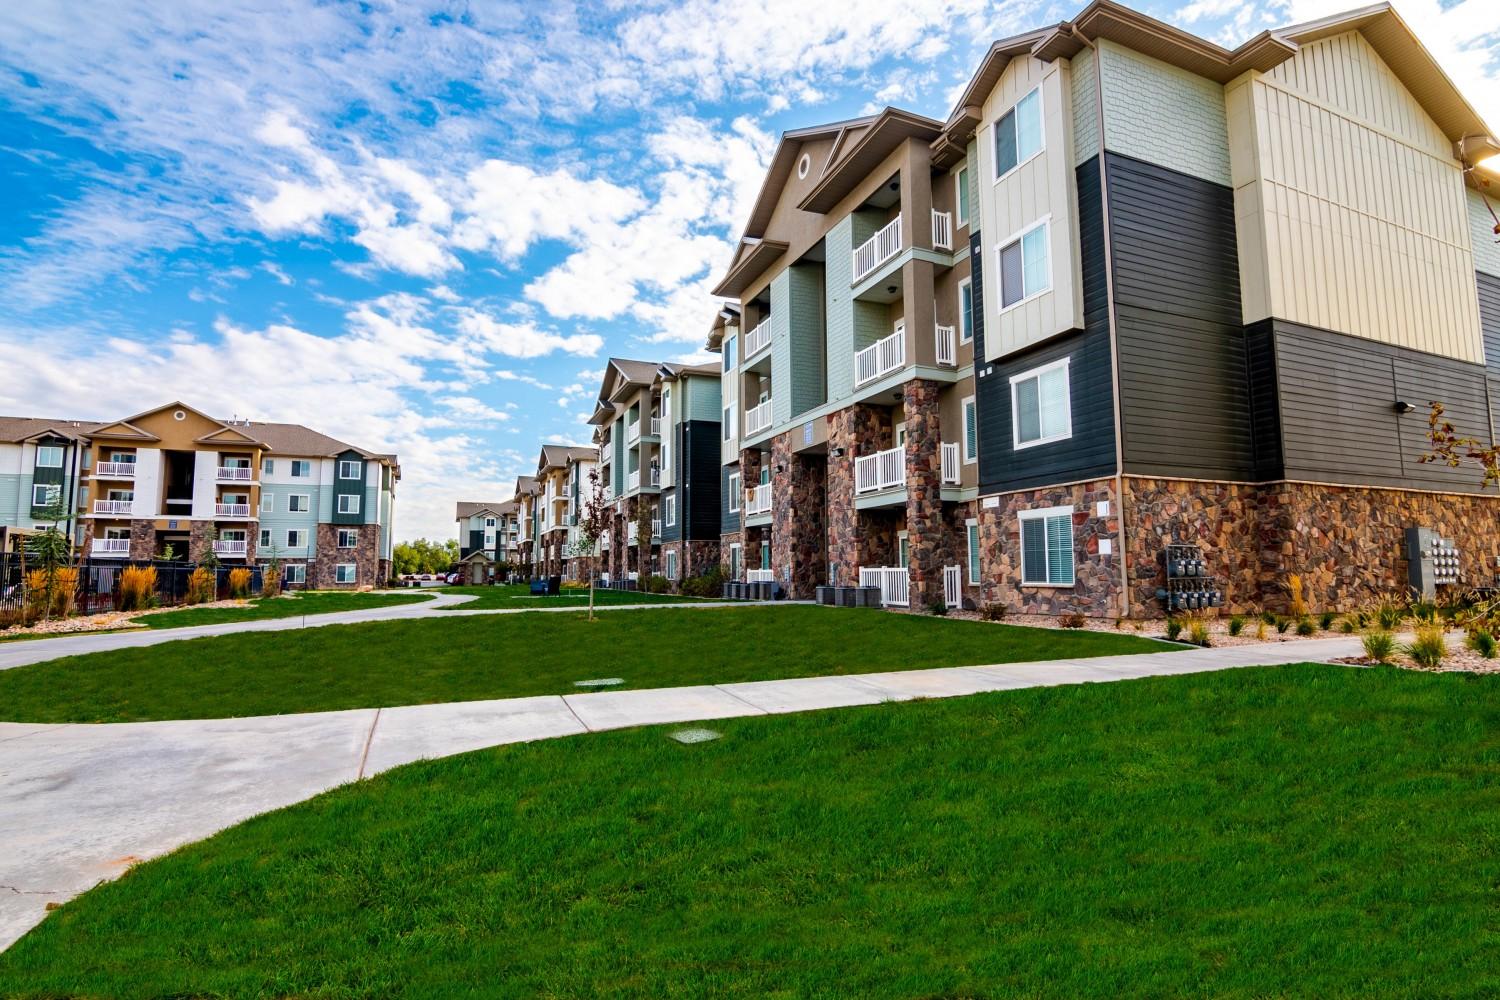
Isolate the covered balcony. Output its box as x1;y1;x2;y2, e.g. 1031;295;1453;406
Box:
93;459;135;478
212;539;248;559
855;328;906;387
216;465;253;482
854;446;904;495
852;215;902;285
92;499;134;516
744;482;772;516
90;537;130;558
744;314;772;361
744;398;774;438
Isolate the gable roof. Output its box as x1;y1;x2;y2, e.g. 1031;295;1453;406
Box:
795;107;944;214
538;443;596;472
455;500;516;520
0;417;98;443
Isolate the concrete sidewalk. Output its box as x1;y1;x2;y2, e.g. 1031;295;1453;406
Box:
0;634;1367;950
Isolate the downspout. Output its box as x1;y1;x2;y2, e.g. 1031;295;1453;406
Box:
1072;26;1132;620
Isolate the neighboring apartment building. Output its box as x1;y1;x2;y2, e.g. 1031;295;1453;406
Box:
511;475;540;579
711;0;1500;616
0;401;399;587
532;443;597;580
454;499;520;583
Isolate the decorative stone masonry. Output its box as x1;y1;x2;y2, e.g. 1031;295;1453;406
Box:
977;478;1123;617
826;403;894;586
188;520;215;564
771;430;826;599
683;540;720;580
719;531;742;576
128;519;155;560
658;541;680;586
742;525;768;579
903;378;948;610
944;499;979;608
311;523;379;589
1121;478;1266;616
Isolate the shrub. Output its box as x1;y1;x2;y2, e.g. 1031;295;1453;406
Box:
185;567;216;605
1165;618;1184;641
1275;616;1291;634
1338;616;1357;634
1465;630;1497;659
1402;626;1447;669
1410;601;1439;626
980;603;1006;622
646;575;670;594
1227;614;1245;636
1254;619;1268;641
227;568;252;599
1362;630;1396;664
118;564;158;612
261;565;283;599
1318;610;1336;630
1260;609;1278;625
1285;573;1308;619
25;568;77;618
1187;617;1211;647
1059;612;1086;629
680;567;725;599
928;600;949;617
1295;617;1315;637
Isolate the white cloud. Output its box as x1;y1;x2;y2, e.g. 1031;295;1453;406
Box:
260;261;294;285
455;308;603;359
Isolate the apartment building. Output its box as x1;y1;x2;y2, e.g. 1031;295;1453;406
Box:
511;475;540;579
0;401;399;587
708;106;981;608
532;443;597;579
454;499;520;583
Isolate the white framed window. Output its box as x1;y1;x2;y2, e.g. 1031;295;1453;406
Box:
728;472;741;512
665;549;679;579
31;483;60;507
723;404;735;441
962;396;978;464
259;529;272;548
729;543;742;580
288;494;310;513
1019;505;1075;587
484;517;496;528
723;334;737;371
260;493;274;514
966;519;981;584
290;460;311;478
335;564;356;584
664;494;676;526
337;528;358;548
993;86;1043;181
283;563;306;585
109;451;136;466
958;278;974;344
337;494;360;515
1010;357;1072;449
286;529;306;548
997;218;1051;311
338;460;361;480
897;531;909;568
262;458;274;475
955;164;970;226
35;446;63;468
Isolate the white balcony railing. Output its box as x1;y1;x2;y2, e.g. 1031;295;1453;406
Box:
935;324;957;367
94;461;135;478
649;416;661;437
216;466;253;481
931;209;954;251
649;466;661;487
90;538;131;557
943;564;963;608
745;398;773;437
215;503;251;517
213;539;248;558
651;519;661;538
627;420;641;444
941;442;961;485
745;482;772;516
855;329;906;386
853;215;902;284
854;445;905;494
92;499;134;515
744;316;772;359
628;469;641;491
859;566;910;607
747;568;774;584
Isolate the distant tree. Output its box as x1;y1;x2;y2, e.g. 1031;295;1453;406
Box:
567;468;610;621
1421;401;1500;489
393;538;461;576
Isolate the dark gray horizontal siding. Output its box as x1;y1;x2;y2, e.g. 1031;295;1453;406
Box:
1107;152;1253;481
659;486;681;543
1244;320;1283;480
720;461;741;535
682;420;721;541
1479;270;1500;377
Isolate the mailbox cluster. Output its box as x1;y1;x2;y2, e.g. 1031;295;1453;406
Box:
1159;543;1223;613
1405;526;1463;601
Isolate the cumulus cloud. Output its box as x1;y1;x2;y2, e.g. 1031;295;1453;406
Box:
455;308;604;359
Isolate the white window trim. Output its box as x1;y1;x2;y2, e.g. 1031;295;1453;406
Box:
337;494;361;515
953;164;969;226
261;494;274;513
995;215;1053;316
288;493;310;513
665;495;676;527
286;529;306;548
957;277;974;344
1009;356;1073;451
723;404;736;442
961;395;978;465
966;518;981;584
1018;504;1075;588
259;529;272;547
31;484;59;506
338;460;361;480
284;563;307;584
338;529;358;548
262;458;274;475
335;563;357;584
34;446;64;468
992;85;1045;185
290;460;311;478
728;472;741;512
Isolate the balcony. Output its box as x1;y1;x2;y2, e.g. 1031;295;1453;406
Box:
935;324;957;367
744;398;773;437
859;566;910;607
744;316;772;359
651;519;661;538
216;466;253;482
90;538;130;557
941;442;961;485
745;482;772;516
852;215;902;285
92;499;134;516
649;416;661;437
627;420;641;444
855;329;906;386
215;503;251;517
855;446;905;494
94;461;135;478
213;539;248;558
628;468;641;491
932;209;954;251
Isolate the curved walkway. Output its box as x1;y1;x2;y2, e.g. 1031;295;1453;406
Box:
0;634;1370;950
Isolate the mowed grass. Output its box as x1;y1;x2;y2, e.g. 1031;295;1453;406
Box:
439;584;705;610
0;605;1168;723
3;665;1497;999
138;590;433;629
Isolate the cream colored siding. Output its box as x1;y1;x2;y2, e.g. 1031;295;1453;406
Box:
1071;48;1099;166
1473;188;1500;278
1228;31;1483;364
1099;40;1230;185
976;55;1083;362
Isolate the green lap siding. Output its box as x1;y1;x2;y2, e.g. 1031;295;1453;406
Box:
824;214;856;402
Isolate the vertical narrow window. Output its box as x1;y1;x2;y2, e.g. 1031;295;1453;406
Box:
958;278;974;344
723;404;735;441
723;335;737;370
962;396;977;464
966;520;981;584
956;166;970;225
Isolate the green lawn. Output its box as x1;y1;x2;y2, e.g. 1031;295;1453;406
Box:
137;590;433;629
440;583;704;610
0;605;1168;723
3;665;1496;998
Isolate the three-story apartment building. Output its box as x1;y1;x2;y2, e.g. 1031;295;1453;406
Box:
532;443;597;580
511;475;540;579
454;499;520;583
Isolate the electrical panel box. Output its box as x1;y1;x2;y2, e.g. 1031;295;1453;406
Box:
1156;543;1223;612
1405;526;1462;601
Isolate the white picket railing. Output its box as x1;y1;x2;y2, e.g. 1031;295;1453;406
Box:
941;442;961;485
747;568;774;583
90;538;130;557
943;564;963;608
935;323;957;366
745;482;772;515
215;503;251;517
854;446;905;494
745;398;773;437
648;466;661;487
859;566;910;607
627;420;641;444
854;329;906;386
94;461;135;477
852;215;902;284
931;209;953;251
213;539;248;558
651;519;661;538
649;416;661;437
92;499;134;515
216;466;252;481
744;317;772;359
627;469;641;491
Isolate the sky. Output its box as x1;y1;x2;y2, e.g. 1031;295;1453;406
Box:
2;0;1497;542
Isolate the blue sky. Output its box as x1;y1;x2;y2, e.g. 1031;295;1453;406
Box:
2;0;1496;540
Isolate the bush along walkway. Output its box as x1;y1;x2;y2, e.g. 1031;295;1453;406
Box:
0;634;1378;952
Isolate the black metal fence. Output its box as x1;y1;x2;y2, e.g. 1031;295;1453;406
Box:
2;555;280;623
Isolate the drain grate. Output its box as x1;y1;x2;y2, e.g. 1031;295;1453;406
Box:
669;728;721;744
573;677;624;688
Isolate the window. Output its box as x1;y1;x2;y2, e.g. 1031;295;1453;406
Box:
290;460;311;478
1010;357;1072;449
958;278;974;344
955;165;970;226
286;529;306;548
109;452;135;465
998;220;1050;310
897;531;909;568
665;549;679;579
259;529;272;548
967;519;981;584
1020;506;1074;586
288;494;310;512
728;472;741;512
729;543;742;580
260;493;274;514
484;517;496;528
338;460;361;480
723;333;737;371
993;86;1043;180
335;564;357;584
796;152;811;179
723;404;736;441
664;495;676;526
31;483;60;508
337;529;358;548
262;458;274;475
283;563;306;585
761;545;771;569
962;396;978;464
35;446;63;468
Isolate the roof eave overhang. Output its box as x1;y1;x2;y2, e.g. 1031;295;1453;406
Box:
796;110;943;215
710;239;790;299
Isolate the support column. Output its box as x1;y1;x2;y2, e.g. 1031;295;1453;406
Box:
904;378;949;610
826;403;895;586
770;430;826;599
